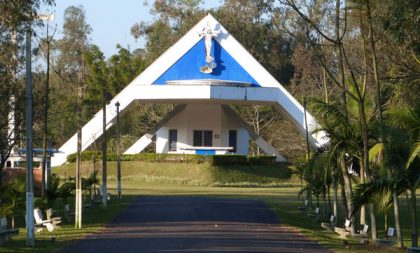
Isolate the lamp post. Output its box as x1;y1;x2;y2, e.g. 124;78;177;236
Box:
102;89;107;209
25;25;35;247
115;102;121;199
39;13;55;196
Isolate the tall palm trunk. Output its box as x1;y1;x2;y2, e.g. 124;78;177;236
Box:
340;158;356;235
357;96;378;241
333;176;338;226
323;190;327;218
393;192;404;248
335;0;347;115
341;183;349;219
327;184;331;215
410;187;418;247
360;164;366;225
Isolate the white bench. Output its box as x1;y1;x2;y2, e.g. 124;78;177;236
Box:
34;208;58;232
353;224;369;244
334;219;352;240
321;215;335;231
46;208;62;226
376;227;395;247
298;200;309;212
307;207;320;221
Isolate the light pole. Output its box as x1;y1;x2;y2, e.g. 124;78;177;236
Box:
75;86;82;229
115;102;121;199
102;89;107;209
39;13;55;197
25;25;35;247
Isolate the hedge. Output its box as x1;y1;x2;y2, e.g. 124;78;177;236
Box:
248;156;276;165
210;155;248;165
66;152;279;166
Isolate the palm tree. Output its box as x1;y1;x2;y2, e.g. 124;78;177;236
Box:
388;106;419;168
83;169;100;203
354;113;419;248
46;174;62;205
311;99;362;235
389;106;420;247
0;176;25;229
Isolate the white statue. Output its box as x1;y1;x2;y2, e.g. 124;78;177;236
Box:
199;22;219;74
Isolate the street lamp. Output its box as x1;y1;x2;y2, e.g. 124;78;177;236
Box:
25;23;35;248
115;102;121;199
39;13;55;197
25;13;55;246
102;90;108;209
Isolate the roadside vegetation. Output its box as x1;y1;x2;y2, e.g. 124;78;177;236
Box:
53;159;295;187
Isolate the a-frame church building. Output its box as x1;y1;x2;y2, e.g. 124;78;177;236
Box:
51;14;327;167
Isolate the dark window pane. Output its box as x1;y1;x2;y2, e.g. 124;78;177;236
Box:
203;130;213;147
193;130;202;146
229;130;237;152
169;129;177;151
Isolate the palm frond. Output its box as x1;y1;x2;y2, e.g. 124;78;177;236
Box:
369;143;384;166
352;179;395;215
387;105;420;136
310;99;350;130
407;140;420;168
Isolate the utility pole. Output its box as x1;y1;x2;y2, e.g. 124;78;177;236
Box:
75;81;83;229
40;13;55;197
75;23;83;228
25;25;35;247
102;89;107;209
115;102;121;199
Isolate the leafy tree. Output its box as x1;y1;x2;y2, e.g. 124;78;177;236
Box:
49;5;91;145
108;45;144;95
84;44;109;117
354;127;418;247
0;176;26;229
131;0;205;65
0;0;54;184
311;98;361;234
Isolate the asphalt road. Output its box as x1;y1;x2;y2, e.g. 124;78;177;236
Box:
60;196;331;253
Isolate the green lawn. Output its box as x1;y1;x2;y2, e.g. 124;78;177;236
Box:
54;160;297;187
3;161;418;253
3;195;133;253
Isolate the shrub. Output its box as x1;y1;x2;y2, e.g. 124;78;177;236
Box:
66;151;279;165
248;156;276;165
66;150;100;163
210;155;248;165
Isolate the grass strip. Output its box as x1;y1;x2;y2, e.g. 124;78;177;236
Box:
2;195;134;253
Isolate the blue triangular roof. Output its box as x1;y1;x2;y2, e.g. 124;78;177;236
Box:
153;38;260;86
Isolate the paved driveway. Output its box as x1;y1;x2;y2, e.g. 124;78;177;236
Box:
60;196;331;253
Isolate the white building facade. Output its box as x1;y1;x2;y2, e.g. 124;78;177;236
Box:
155;104;249;155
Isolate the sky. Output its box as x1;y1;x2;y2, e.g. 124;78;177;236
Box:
40;0;222;58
